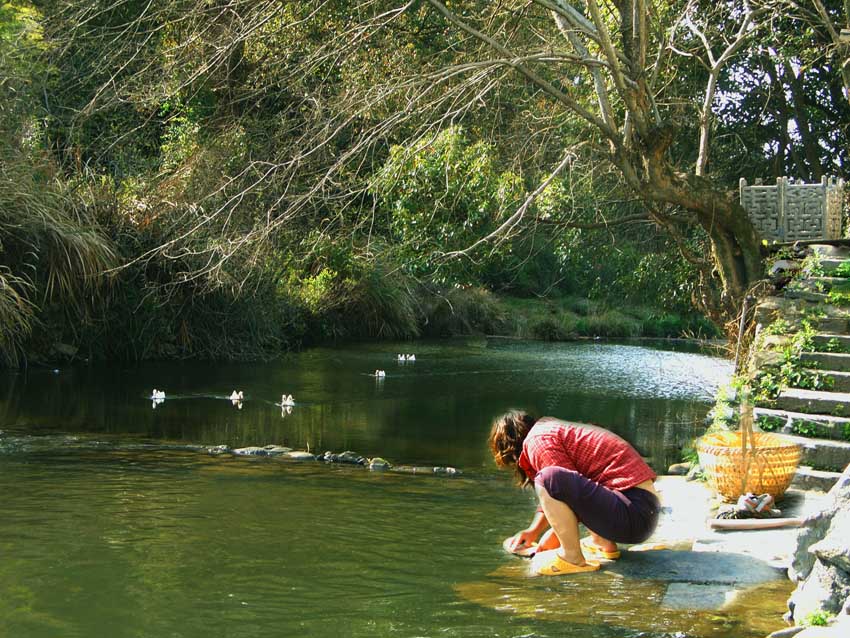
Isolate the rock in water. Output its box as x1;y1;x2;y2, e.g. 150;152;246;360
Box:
263;445;292;456
321;450;366;465
368;457;392;471
286;451;316;461
233;447;269;456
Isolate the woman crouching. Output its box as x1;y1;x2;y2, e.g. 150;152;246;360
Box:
490;410;661;576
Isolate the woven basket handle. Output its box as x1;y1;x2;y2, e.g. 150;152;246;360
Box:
740;392;757;495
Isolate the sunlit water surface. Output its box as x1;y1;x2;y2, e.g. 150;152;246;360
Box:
1;338;787;637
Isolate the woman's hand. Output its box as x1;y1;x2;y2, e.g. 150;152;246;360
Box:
507;529;538;551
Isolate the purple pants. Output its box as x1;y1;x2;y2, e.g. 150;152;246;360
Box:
535;466;660;544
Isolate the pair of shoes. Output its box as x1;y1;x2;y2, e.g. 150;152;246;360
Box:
580;537;621;560
502;535;537;557
531;549;600;576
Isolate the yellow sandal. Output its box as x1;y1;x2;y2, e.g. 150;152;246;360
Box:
532;549;600;576
580;537;621;560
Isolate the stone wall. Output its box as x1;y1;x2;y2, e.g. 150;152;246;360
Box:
787;464;850;634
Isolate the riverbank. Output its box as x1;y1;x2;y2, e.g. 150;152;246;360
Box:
19;288;719;368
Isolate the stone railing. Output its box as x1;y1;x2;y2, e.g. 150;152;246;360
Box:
740;177;845;242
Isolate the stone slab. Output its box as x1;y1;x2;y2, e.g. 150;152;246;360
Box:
755;406;850;440
606;549;784;585
776;434;850;472
775;388;850;417
792;466;843;492
801;352;850;372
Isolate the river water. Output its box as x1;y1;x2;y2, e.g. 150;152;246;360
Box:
0;338;785;637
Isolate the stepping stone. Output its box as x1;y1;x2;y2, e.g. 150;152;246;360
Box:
774;387;850;417
791;466;843;492
754;406;850;441
801;351;850;371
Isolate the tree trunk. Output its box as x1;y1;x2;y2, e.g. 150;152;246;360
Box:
641;164;764;318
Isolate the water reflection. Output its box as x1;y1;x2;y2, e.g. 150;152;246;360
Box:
0;340;767;638
0;339;731;471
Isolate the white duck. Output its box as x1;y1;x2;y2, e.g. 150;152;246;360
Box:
150;389;166;400
229;390;244;402
406;354;416;361
375;369;386;377
281;394;295;407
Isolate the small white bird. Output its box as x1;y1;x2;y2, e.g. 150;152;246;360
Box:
150;389;166;400
406;354;416;361
397;354;405;361
375;369;386;377
229;390;244;401
281;394;295;407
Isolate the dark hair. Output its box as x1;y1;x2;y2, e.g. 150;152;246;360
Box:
488;410;536;486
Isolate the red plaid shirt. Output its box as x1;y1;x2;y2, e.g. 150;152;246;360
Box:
517;417;656;490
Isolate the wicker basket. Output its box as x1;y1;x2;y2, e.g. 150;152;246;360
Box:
697;431;803;502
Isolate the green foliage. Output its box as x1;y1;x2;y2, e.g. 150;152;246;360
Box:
799;252;824;279
832;261;850;278
752;321;834;404
792;421;824;438
574;311;642;338
756;415;782;432
843;423;850;442
803;610;833;627
826;289;850;306
0;147;116;365
763;318;792;336
370;127;525;285
422;286;507;337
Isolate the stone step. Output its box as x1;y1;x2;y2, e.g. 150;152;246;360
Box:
754;406;850;441
811;244;850;259
774;388;850;417
795;277;850;293
812;334;850;352
801;351;850;371
776;433;850;472
791;465;843;492
820;258;850;274
783;289;828;303
754;296;850;330
822;370;850;392
816;316;850;333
